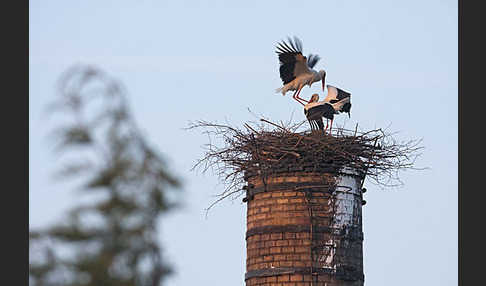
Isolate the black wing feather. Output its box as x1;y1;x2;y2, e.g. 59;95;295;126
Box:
304;104;334;120
329;88;352;115
307;54;320;69
281;39;297;54
276;43;291;53
287;36;297;51
275;37;304;84
293;36;303;52
341;102;352;114
305;104;326;120
324;85;351;103
307;118;324;131
336;88;351;101
315;118;324;130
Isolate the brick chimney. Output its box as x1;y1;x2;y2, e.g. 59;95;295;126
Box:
190;119;420;285
243;166;365;286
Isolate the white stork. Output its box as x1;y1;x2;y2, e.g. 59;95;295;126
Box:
275;36;326;106
303;85;352;133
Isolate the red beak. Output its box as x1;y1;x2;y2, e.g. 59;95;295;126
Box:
321;75;326;92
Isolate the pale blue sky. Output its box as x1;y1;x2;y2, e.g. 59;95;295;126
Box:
29;1;457;285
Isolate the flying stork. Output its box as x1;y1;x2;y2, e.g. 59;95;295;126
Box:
303;85;352;133
275;36;326;106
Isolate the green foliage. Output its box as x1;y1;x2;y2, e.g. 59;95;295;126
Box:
30;66;181;286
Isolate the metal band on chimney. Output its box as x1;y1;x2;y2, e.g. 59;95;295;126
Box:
245;267;364;281
245;225;364;241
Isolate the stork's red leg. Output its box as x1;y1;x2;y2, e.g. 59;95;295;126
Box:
296;95;308;103
297;98;309;104
291;89;298;98
329;119;333;134
295;97;306;106
294;86;309;104
292;87;302;101
323;119;329;134
291;89;303;105
291;87;307;106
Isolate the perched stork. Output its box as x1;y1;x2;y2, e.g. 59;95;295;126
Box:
304;94;327;131
275;36;326;106
304;86;352;133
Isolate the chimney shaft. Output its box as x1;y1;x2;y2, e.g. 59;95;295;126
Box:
244;168;364;286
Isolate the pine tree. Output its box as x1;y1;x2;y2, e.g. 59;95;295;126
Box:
30;66;181;286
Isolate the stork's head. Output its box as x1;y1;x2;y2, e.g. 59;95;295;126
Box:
309;93;319;103
318;70;326;91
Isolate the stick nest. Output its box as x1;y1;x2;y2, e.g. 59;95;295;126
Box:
188;119;424;208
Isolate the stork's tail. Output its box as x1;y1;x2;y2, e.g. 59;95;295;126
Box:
275;87;285;95
342;102;352;114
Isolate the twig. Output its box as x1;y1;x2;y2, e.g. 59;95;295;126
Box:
260;118;289;132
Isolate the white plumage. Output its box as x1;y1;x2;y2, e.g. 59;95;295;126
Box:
304;85;352;133
275;36;326;106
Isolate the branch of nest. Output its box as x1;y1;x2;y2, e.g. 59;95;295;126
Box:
188;118;425;209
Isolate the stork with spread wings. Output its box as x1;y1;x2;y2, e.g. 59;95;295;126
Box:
275;36;326;106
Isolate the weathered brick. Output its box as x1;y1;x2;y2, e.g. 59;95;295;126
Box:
263;255;273;262
270;246;281;254
272;191;284;198
261;192;272;199
280;261;293;267
266;276;277;283
274;254;286;261
290;274;303;282
275;240;288;247
296;233;309;239
293;260;305;267
245;171;364;286
265;240;276;247
284;233;296;239
270;233;283;240
286;254;301;261
283;191;297;197
281;246;294;253
277;275;290;282
295;246;308;253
